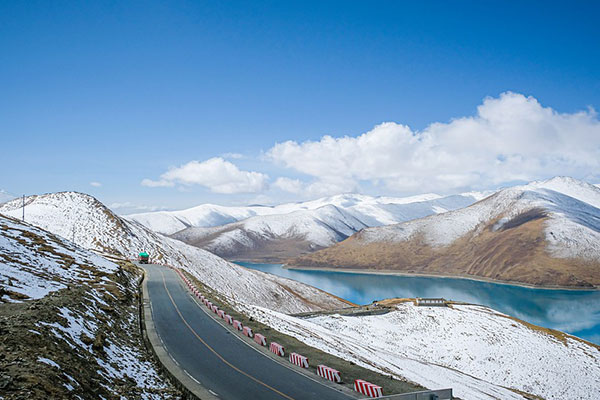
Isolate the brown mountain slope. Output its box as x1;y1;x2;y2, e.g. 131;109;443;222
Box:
289;209;600;288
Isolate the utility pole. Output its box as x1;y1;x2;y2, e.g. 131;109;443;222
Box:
22;195;25;221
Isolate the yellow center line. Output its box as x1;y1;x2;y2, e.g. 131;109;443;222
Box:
159;269;297;400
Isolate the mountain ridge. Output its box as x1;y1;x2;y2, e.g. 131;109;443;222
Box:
125;192;485;235
136;192;483;261
289;177;600;288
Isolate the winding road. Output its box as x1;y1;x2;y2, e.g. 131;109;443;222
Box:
142;263;354;400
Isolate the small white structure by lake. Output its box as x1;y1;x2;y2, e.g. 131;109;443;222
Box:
415;298;447;307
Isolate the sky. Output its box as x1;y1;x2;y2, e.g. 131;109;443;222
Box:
1;1;599;213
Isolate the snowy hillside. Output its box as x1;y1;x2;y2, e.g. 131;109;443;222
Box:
359;176;600;259
126;192;483;235
171;205;368;260
239;300;600;400
0;192;349;313
0;214;117;302
0;214;178;398
293;177;600;288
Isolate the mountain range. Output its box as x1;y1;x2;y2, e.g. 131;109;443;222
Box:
128;192;485;261
289;177;600;288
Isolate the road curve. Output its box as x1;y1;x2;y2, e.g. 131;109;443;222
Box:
142;263;354;400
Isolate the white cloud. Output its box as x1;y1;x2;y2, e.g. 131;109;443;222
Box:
141;178;174;188
89;181;102;187
267;92;600;194
273;177;358;197
142;157;269;194
273;177;304;194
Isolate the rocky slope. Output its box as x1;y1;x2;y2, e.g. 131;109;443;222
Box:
0;214;180;399
290;177;600;288
0;192;349;313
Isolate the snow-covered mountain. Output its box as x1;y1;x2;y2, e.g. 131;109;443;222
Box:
171;205;368;261
0;213;179;398
241;299;600;400
291;177;600;288
130;192;483;261
126;192;484;235
0;192;348;313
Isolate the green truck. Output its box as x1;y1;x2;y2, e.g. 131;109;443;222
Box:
138;251;149;264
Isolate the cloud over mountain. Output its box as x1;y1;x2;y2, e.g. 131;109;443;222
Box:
142;157;269;194
267;92;600;194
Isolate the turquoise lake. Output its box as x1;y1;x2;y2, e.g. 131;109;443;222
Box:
236;262;600;345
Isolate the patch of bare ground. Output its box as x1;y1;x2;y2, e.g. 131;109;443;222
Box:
289;211;600;288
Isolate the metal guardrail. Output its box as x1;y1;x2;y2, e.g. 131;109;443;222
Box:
379;388;453;400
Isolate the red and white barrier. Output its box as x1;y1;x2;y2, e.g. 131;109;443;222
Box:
207;301;213;309
225;315;233;324
254;333;266;346
217;310;225;318
233;320;243;331
242;326;253;337
269;342;285;357
354;379;383;398
211;305;218;313
289;353;309;368
317;365;341;383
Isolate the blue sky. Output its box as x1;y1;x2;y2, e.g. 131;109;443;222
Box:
1;1;599;212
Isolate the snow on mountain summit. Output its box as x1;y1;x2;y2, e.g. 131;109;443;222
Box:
125;191;482;261
171;204;369;260
125;192;481;235
357;177;600;254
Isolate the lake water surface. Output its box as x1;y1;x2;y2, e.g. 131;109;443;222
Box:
236;262;600;345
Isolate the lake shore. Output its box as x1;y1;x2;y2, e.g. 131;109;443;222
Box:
283;264;599;291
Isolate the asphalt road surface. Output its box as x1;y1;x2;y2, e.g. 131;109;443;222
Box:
143;263;354;400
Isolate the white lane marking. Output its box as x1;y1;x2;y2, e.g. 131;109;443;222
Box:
184;369;202;385
209;389;220;397
168;352;180;366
